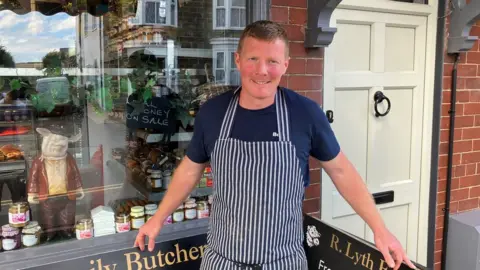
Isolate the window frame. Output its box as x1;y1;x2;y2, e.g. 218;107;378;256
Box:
213;0;246;30
211;37;241;85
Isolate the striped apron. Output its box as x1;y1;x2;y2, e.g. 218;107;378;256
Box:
200;88;307;270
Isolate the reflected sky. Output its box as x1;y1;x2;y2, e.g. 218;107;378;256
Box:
0;10;76;63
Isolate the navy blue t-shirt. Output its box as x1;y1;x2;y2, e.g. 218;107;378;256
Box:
186;87;341;187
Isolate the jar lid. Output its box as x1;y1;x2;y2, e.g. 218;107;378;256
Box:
116;213;130;218
131;206;144;213
23;224;41;234
28;221;39;227
145;204;158;211
163;170;172;176
176;205;184;210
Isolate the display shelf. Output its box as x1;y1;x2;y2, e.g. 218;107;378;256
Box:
0;121;32;127
107;159;213;202
0;133;36;142
0;159;26;172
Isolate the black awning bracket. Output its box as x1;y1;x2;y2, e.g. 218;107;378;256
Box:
304;0;342;48
447;0;480;53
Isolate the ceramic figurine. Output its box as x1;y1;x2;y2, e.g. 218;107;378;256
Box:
27;128;84;241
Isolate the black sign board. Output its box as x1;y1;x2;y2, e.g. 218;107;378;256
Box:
23;215;426;270
126;95;177;133
303;214;425;270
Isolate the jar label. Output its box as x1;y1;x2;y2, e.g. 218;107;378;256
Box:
152;179;162;188
132;218;145;229
3;239;17;250
198;210;210;219
22;234;38;247
173;212;184;222
9;212;28;225
185;209;196;219
116;222;130;233
76;229;92;240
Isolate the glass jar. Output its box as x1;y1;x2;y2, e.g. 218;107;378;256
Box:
75;219;93;240
22;221;42;247
2;225;20;251
145;204;158;222
184;199;197;220
197;200;209;219
130;206;145;230
149;176;163;192
173;205;185;223
162;170;172;189
9;202;30;228
163;215;173;225
115;213;131;233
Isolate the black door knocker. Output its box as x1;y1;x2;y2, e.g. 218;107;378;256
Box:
373;91;391;117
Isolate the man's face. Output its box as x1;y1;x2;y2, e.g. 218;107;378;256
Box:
235;37;289;100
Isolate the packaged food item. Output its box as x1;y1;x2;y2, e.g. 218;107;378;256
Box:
9;202;30;228
115;213;131;233
184;198;197;220
76;219;93;240
131;206;145;230
163;215;173;225
197;200;209;219
173;205;185;223
145;204;158;222
2;225;21;251
22;221;42;247
205;165;213;187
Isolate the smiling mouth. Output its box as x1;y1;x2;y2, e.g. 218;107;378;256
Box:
251;79;271;85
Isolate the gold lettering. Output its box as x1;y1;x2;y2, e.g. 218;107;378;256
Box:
189;247;199;260
362;253;374;270
157;251;166;267
143;256;158;270
175;244;189;263
354;253;363;265
90;260;95;270
344;242;355;260
199;245;207;258
97;259;102;270
125;252;143;270
330;234;340;251
378;259;389;270
165;252;176;265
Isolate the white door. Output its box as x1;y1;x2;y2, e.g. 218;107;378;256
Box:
321;8;428;261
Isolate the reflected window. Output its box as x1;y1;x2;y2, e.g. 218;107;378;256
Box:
129;0;177;26
214;0;246;29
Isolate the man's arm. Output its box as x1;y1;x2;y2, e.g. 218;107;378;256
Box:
320;151;416;270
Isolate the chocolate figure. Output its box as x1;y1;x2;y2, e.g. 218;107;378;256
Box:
27;128;84;241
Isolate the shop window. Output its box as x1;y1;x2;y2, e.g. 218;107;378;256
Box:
213;0;246;29
211;38;241;85
142;0;177;26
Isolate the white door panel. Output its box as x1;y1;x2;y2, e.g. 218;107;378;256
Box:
322;8;427;261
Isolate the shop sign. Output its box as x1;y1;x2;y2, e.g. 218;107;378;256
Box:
303;214;425;270
126;96;177;133
24;215;425;270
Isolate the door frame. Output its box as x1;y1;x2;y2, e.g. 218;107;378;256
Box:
321;0;439;266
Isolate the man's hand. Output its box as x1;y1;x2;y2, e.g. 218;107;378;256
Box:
134;215;163;252
374;227;416;270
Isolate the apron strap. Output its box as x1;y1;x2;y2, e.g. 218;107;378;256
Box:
218;87;290;142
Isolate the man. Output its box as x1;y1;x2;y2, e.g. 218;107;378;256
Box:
134;20;416;270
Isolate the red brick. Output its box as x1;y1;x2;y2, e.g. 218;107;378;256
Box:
280;76;289;88
303;198;320;213
309;156;321;170
436;216;444;229
440;129;462;143
271;6;289;24
437;192;446;204
463;103;480;115
306;59;323;74
441;104;463;117
437;202;459;215
439;140;472;154
271;0;307;8
289;8;306;25
440;115;474;129
467;163;477;175
459;175;480;188
438;167;447;180
289;42;323;58
438;180;447;192
287;58;306;74
435;263;441;270
475;116;480;126
462;152;480;164
474;140;480;150
454;165;466;178
459;198;479;211
457;90;470;102
438;154;461;167
466;52;480;64
458;64;478;77
463;127;480;139
470;90;480;102
289;75;322;91
283;24;304;41
466;78;480;90
309;169;321;184
444;64;453;76
305;183;320;199
471;25;480;37
470;186;480;197
305;91;322;104
451;188;470;202
443;78;452;91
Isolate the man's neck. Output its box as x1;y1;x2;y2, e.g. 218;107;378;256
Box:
238;89;276;110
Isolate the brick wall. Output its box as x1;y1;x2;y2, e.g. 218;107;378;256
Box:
270;0;324;218
435;19;480;270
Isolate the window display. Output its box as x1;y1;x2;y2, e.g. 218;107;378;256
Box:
0;0;245;257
